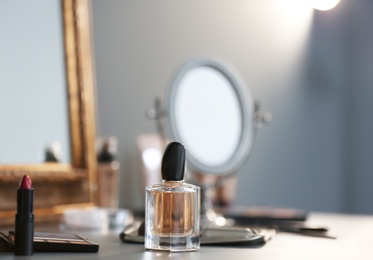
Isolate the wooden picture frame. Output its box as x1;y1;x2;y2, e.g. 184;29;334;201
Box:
0;0;97;225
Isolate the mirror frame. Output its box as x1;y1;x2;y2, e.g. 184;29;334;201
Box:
0;0;97;224
166;56;255;176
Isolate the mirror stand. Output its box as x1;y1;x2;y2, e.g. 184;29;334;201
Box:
147;98;271;225
147;56;272;228
147;100;271;227
190;172;236;227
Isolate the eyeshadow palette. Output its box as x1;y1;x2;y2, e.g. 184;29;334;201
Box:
0;231;99;253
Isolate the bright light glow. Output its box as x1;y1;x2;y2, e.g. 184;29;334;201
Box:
142;148;161;171
273;0;313;24
310;0;340;11
266;0;313;59
215;216;227;227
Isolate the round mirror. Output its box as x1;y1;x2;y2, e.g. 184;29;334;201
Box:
165;56;255;176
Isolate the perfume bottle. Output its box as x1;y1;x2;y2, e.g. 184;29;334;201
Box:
145;142;200;252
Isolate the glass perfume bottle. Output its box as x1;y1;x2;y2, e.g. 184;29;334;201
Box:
145;142;200;252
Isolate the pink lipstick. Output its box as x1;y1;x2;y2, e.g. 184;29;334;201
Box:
15;175;34;255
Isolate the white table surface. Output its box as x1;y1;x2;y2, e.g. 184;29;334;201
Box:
1;212;373;259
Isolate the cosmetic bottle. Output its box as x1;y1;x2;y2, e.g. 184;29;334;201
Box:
145;142;200;252
96;136;119;208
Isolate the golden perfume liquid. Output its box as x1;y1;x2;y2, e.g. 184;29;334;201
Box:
152;192;193;235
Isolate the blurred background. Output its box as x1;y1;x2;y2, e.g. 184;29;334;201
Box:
91;0;373;214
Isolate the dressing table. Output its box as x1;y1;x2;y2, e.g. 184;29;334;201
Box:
1;212;372;259
1;1;371;259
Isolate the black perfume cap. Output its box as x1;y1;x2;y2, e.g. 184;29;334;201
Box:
161;142;185;181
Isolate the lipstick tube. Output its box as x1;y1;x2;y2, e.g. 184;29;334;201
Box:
14;175;34;255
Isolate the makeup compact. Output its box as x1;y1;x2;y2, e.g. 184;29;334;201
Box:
0;231;99;253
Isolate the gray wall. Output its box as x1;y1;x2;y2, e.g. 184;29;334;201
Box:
91;0;373;214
